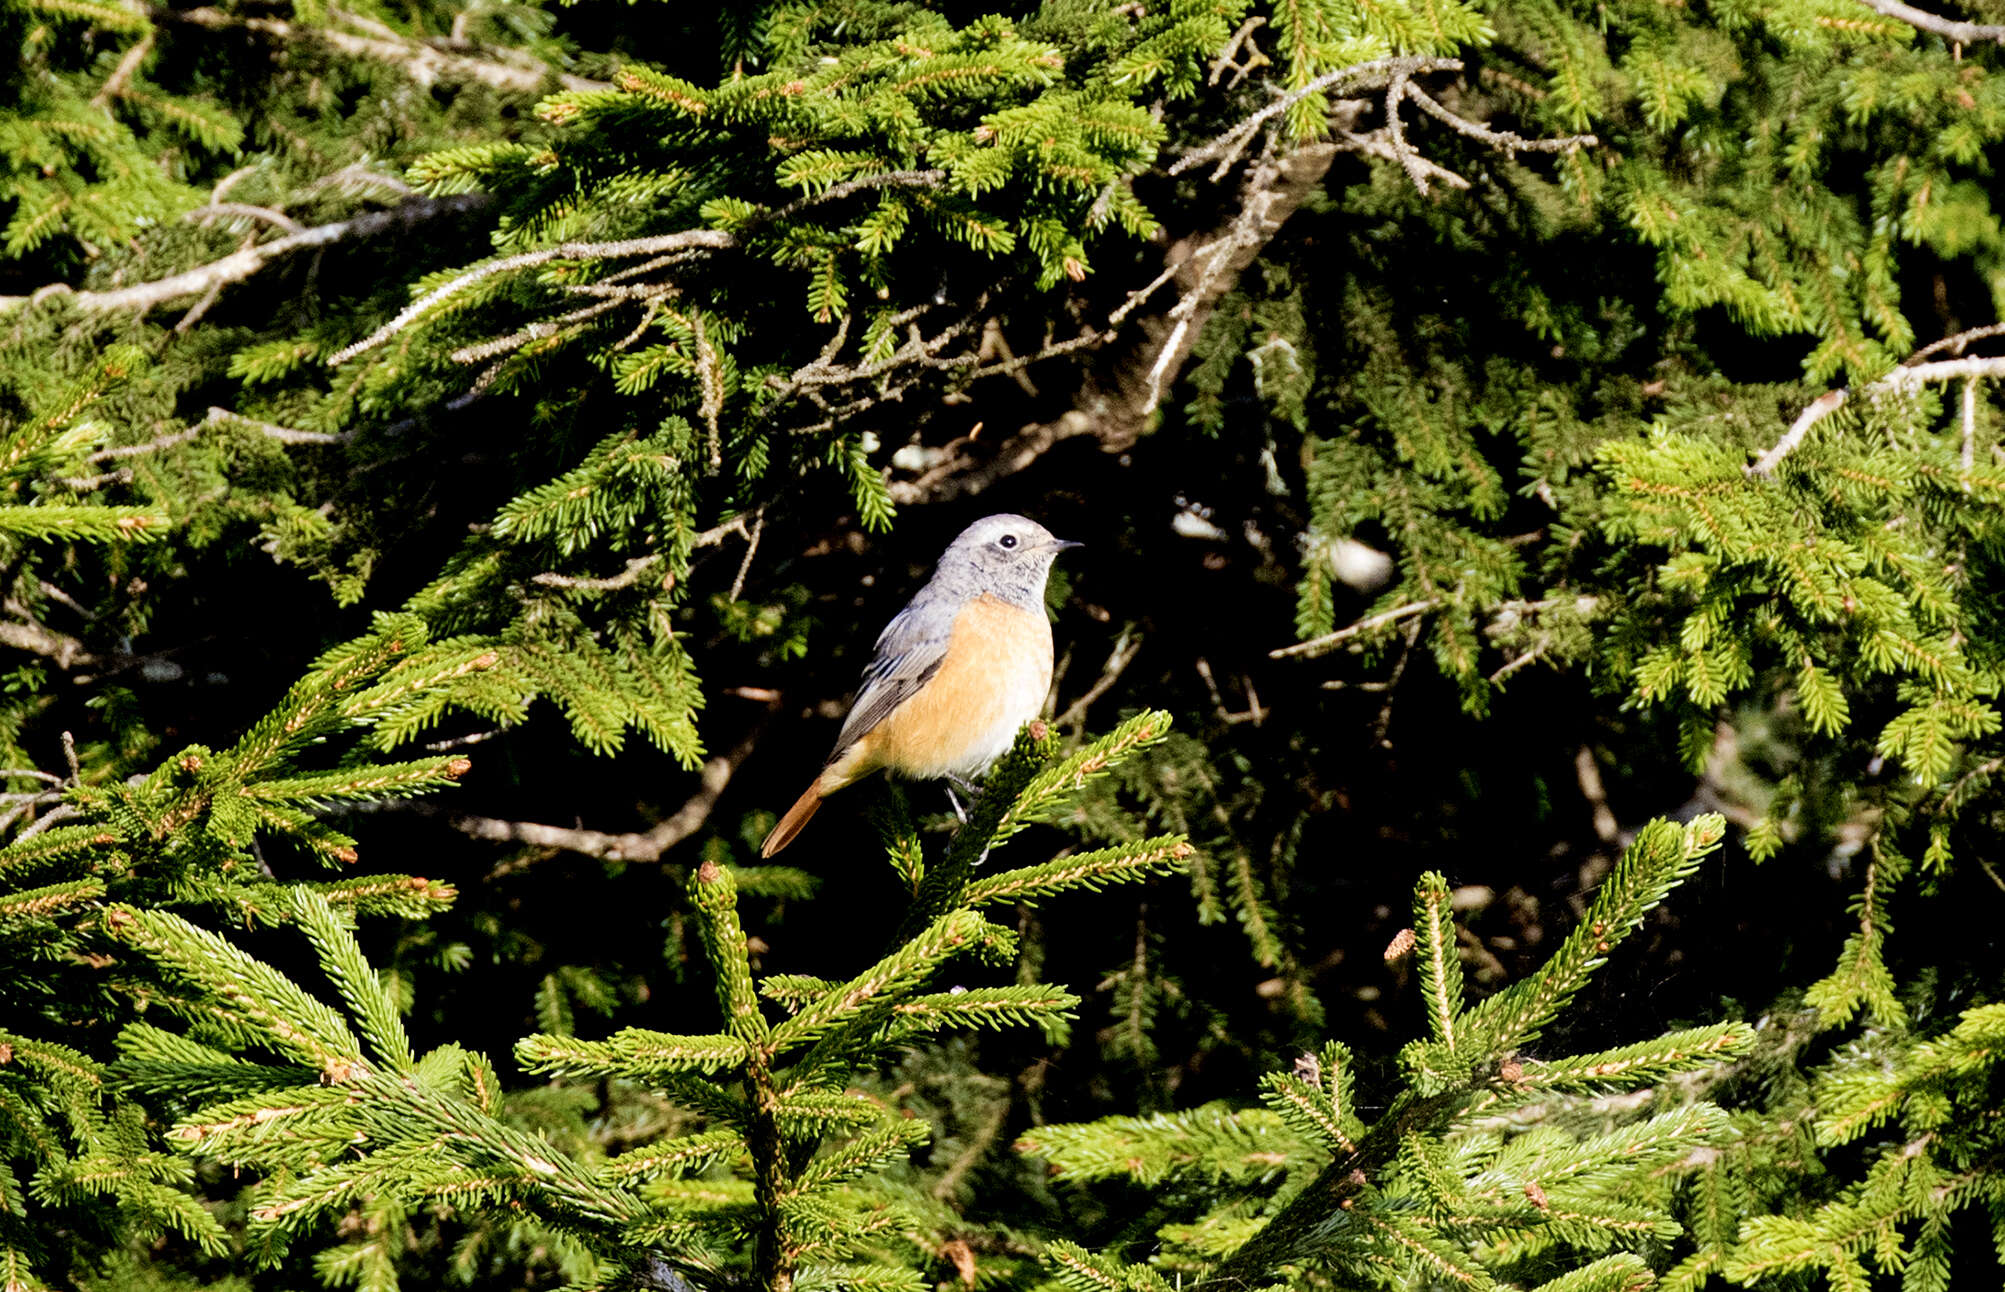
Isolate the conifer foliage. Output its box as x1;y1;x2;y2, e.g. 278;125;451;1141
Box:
2;0;2005;1289
96;718;1192;1292
1024;816;1750;1292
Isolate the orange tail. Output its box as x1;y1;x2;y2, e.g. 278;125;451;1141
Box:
760;781;824;857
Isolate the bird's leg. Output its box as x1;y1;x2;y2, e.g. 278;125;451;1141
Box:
944;784;968;824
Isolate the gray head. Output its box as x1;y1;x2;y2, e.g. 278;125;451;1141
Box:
930;513;1080;608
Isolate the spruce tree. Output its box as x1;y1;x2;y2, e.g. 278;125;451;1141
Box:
1;0;2004;1289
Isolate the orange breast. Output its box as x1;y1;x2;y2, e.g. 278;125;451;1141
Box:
849;593;1052;782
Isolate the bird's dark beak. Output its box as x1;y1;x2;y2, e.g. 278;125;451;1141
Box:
1053;539;1084;552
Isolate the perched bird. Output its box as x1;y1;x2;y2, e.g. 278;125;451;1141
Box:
760;514;1080;857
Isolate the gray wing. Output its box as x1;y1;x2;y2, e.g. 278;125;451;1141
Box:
829;596;954;758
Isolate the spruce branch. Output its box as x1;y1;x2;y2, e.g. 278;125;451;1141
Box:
88;31;154;108
0;878;102;926
898;729;1051;923
1197;816;1729;1288
1460;817;1725;1054
989;710;1173;842
1020;1104;1300;1186
603;1129;745;1184
1502;1023;1758;1094
1261;1046;1359;1154
285;889;414;1074
1412;873;1464;1053
883;985;1081;1038
691;860;768;1044
103;906;367;1078
770;909;1000;1053
517;1030;751;1080
956;837;1193;907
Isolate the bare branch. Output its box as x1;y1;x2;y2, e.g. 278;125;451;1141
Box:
172;275;229;335
1749;357;2005;477
694;508;767;550
694;310;725;474
1400;80;1597;154
423;729;502;752
1489;641;1549;684
449;727;765;870
91;32;155;108
1208;15;1270;88
1336;127;1470;191
1882;355;2005;386
1194;654;1266;726
1171;56;1463;179
89;428;199;463
13;804;79;842
887;410;1102;506
728;513;765;603
890;136;1344;504
82;408;343;470
1271;599;1441;660
208;165;259;205
1909;321;2005;364
1852;0;2005;45
447;297;627;364
1963;377;1978;475
1383;72;1436;194
151;6;610;93
0;612;100;669
327;229;738;366
51;467;134;493
530;556;662;591
298;163;414;202
188;203;305;235
0;195;490;315
205;407;348;445
765;169;946;223
1747;389;1848;478
1055;630;1144;729
353;170;947;371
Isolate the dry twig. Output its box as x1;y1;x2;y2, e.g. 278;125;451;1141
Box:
1748;356;2005;477
444;726;766;871
151;6;609;93
1271;599;1441;660
0;195;489;315
1852;0;2005;44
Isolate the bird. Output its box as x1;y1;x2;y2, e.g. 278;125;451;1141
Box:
760;514;1080;857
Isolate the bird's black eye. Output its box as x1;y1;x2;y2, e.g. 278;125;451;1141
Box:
998;534;1019;550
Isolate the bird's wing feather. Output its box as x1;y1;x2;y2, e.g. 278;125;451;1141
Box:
830;597;954;756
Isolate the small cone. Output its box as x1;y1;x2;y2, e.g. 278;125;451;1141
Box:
760;781;824;857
